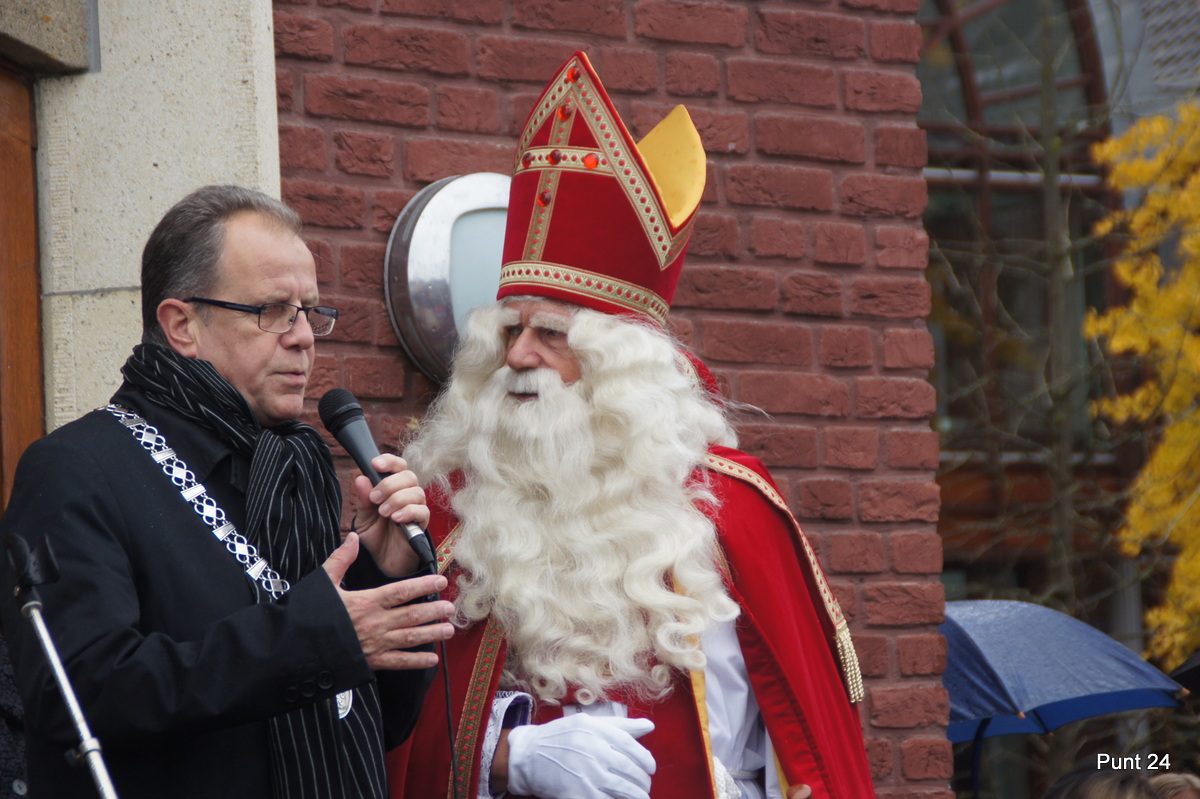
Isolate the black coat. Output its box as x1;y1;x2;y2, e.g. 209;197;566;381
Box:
0;382;432;797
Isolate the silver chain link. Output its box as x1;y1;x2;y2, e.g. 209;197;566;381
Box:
101;404;291;600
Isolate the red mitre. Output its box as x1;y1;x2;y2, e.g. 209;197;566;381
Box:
498;51;707;327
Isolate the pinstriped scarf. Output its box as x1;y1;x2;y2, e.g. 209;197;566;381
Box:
121;344;387;799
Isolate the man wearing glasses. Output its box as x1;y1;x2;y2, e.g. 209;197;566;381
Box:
0;185;452;799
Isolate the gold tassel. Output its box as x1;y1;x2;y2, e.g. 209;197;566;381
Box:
836;624;865;703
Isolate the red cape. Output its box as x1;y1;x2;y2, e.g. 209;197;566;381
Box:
388;447;875;798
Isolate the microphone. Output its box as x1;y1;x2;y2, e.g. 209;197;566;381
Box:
318;388;437;576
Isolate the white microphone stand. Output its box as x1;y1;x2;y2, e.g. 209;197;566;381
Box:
8;535;119;799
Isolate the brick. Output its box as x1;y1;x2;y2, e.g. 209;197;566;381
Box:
865;583;944;627
737;423;818;469
322;296;376;344
861;481;940;523
371;189;417;235
815;222;866;266
666;52;720;97
478;37;580;83
344;25;471;75
845;70;922;114
877;124;927;169
307;237;335;285
279;125;326;171
830;581;856;621
828;531;884;572
741;372;849;416
876;225;929;269
689;213;741;258
283;180;366;229
334;131;395;178
854;634;890;677
892;531;943;574
756;9;864;59
438;86;502;134
514;0;625;36
701;320;812;365
404;138;512;183
795;477;853;520
635;1;747;46
898;633;947;676
596;48;657;93
901;738;954;780
750;216;806;260
757;114;865;164
305;75;430;127
888;429;939;470
843;0;921;13
728;165;833;211
675;266;777;311
819;326;873;368
510;91;541;133
380;0;503;23
686;107;751;155
883;329;934;370
342;243;387;293
307;353;339;400
781;271;843;317
851;277;931;318
274;13;335;61
825;427;879;470
321;0;371;8
870;19;923;64
841;174;927;218
728;59;837;107
345;354;406;399
866;738;894;779
277;68;295;111
857;377;936;419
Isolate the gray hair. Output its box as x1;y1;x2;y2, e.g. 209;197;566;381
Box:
140;185;302;346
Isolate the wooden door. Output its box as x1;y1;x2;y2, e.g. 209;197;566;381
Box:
0;62;43;508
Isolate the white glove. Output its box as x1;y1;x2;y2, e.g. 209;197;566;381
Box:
505;713;656;799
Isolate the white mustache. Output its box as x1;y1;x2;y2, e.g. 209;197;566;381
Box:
505;368;563;395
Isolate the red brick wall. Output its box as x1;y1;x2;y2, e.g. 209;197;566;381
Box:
274;2;947;795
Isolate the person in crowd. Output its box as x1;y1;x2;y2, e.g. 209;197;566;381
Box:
386;52;874;799
1150;772;1200;799
1044;767;1163;799
0;185;454;798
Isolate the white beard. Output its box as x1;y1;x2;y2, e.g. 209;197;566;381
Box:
406;302;740;704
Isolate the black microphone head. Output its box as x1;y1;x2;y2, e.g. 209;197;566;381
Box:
319;388;364;436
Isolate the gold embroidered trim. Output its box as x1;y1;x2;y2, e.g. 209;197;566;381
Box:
703;453;865;703
515;147;614;178
521;168;561;264
514;54;689;271
450;617;505;799
500;260;670;326
437;525;461;575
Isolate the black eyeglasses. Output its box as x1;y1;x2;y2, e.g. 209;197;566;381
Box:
185;297;339;337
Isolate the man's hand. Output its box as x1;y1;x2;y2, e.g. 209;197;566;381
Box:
787;785;813;799
351;453;430;577
322;533;454;670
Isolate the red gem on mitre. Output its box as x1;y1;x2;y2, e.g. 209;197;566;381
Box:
498;51;702;327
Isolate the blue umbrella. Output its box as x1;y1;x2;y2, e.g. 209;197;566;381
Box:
941;599;1181;744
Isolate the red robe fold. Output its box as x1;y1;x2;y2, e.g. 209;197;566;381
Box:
387;447;875;799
